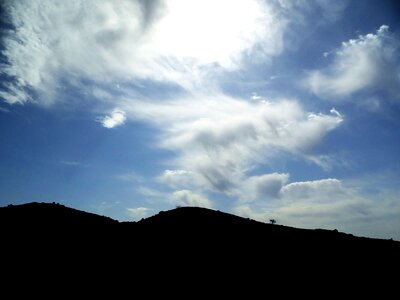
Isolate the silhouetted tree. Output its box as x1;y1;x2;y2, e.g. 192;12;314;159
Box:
269;219;276;225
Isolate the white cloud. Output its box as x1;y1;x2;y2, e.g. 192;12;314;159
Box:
0;0;286;105
304;25;400;100
126;207;152;220
159;169;194;189
171;190;213;208
273;0;348;29
0;1;343;186
251;92;262;100
99;108;126;128
0;0;347;223
281;178;344;201
233;177;400;240
129;95;342;194
135;186;165;198
329;107;341;118
241;173;289;201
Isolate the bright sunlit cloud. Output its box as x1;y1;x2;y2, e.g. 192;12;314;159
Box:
99;108;126;129
0;0;286;105
154;0;283;68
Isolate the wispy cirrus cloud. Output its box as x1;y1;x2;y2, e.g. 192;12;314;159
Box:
0;106;11;113
59;160;81;166
0;0;287;105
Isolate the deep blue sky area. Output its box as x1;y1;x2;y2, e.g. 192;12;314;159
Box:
1;0;399;239
0;104;172;218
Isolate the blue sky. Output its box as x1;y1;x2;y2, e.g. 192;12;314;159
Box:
1;0;400;239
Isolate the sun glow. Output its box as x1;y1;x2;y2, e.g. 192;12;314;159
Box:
154;0;273;68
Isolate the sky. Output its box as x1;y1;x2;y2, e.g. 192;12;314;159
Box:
1;0;400;240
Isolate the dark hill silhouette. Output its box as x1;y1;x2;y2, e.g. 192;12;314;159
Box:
0;202;117;227
1;202;398;252
133;206;398;257
1;202;399;283
1;202;398;243
1;202;396;296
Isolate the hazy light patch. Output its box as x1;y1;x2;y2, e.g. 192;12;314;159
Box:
0;107;11;113
60;161;81;166
117;172;144;183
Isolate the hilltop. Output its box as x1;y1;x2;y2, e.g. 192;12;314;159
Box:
1;202;397;246
1;201;399;292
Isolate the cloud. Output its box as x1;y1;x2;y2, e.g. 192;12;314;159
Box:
312;0;348;22
235;178;352;224
117;172;144;183
0;0;286;105
99;108;126;128
234;177;400;240
129;95;342;194
60;160;81;166
0;1;343;184
135;186;165;198
251;92;262;100
171;190;213;208
0;0;346;212
304;25;400;100
281;178;344;201
0;106;11;113
241;173;289;201
329;107;341;118
126;207;152;220
273;0;349;30
159;169;194;189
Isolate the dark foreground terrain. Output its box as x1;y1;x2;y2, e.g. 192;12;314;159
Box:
1;202;398;289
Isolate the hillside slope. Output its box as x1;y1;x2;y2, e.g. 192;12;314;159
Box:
1;202;398;265
1;201;399;291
